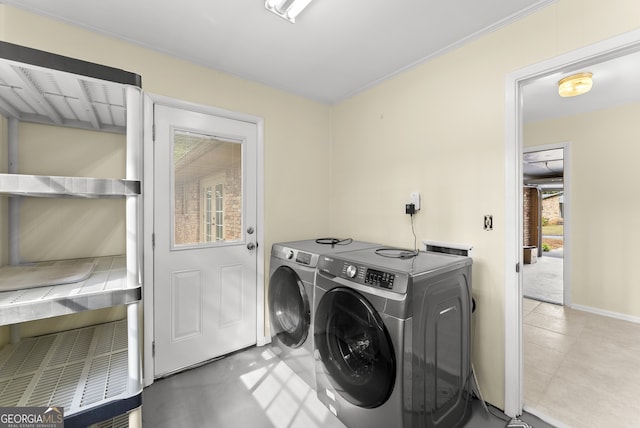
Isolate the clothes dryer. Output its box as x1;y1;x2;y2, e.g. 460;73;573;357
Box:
268;238;379;388
313;247;473;428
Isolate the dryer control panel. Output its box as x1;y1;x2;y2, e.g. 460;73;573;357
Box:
337;262;399;291
364;268;395;289
318;255;409;295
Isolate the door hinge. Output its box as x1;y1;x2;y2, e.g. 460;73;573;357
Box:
152;341;155;357
152;124;156;142
515;262;520;273
152;233;155;250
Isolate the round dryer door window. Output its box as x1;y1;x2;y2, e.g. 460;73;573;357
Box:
268;266;310;348
315;287;396;408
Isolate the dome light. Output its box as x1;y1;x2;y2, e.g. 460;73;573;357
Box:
558;72;593;97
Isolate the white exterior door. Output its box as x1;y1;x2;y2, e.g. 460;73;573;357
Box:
153;104;258;377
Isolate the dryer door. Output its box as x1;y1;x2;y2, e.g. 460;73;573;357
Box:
268;265;310;348
314;287;395;408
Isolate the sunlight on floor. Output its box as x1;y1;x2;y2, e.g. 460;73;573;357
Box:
239;349;341;428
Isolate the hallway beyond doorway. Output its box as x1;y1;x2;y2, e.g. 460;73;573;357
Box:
523;248;563;304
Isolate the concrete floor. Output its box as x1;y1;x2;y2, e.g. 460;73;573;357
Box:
523;249;563;304
142;346;554;428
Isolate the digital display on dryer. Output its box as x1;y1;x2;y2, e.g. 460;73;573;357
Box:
365;269;394;289
296;251;312;265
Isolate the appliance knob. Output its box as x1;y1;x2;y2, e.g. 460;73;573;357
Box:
346;265;358;278
285;250;294;260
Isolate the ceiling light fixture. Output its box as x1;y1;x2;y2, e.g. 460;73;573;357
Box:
265;0;313;23
557;72;593;97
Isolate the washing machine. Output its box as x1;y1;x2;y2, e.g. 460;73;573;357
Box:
313;247;473;428
268;238;379;389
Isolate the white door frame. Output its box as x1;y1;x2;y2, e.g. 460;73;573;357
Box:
504;28;640;417
143;94;266;387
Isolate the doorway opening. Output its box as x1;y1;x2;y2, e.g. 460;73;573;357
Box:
522;146;565;306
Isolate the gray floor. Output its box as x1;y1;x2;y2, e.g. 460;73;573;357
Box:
142;346;554;428
523;249;563;305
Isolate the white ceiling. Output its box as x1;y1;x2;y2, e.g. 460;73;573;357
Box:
2;0;553;104
3;0;639;120
523;49;640;123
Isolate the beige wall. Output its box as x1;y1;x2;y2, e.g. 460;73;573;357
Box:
525;103;640;318
330;0;640;408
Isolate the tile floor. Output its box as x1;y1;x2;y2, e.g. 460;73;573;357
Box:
523;298;640;427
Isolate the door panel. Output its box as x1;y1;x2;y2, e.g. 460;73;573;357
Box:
220;264;243;325
171;269;202;340
154;104;258;377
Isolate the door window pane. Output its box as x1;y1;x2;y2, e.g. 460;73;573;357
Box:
173;130;242;247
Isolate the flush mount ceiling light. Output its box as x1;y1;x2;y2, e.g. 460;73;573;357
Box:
557;72;593;97
265;0;313;23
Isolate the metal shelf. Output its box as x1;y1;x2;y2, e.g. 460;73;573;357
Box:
1;42;143;426
0;256;141;325
0;320;141;426
0;174;140;198
0;41;141;134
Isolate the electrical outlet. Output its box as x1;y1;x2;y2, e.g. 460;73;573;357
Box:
484;215;493;231
410;192;421;211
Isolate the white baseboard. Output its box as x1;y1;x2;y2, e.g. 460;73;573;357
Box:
569;303;640;324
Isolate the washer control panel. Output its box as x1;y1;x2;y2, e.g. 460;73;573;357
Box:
272;245;319;267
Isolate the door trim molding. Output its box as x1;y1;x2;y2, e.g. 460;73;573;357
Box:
504;28;640;417
143;93;265;387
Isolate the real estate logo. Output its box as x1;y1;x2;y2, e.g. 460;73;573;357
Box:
0;407;64;428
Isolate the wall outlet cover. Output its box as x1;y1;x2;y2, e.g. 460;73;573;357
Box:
410;192;421;210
